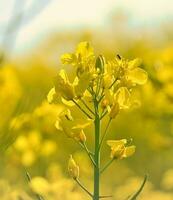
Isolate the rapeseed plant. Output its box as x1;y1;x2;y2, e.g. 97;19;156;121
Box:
47;41;147;200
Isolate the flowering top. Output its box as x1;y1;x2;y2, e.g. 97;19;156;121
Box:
48;41;147;119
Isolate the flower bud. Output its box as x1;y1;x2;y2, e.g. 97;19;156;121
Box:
95;55;105;74
68;155;79;179
73;130;86;143
101;99;109;109
79;130;86;143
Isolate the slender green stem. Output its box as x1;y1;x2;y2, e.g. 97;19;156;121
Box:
109;78;118;89
100;159;115;174
100;110;108;120
96;76;101;97
93;98;100;200
82;142;97;167
72;99;93;119
75;178;93;197
80;99;95;115
98;93;105;104
98;118;112;151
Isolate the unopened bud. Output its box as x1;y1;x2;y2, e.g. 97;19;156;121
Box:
101;99;109;109
68;155;79;179
79;130;86;143
95;55;106;74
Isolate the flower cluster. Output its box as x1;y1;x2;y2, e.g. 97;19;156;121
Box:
48;41;147;117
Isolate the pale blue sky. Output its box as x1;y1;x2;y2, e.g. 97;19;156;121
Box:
0;0;173;54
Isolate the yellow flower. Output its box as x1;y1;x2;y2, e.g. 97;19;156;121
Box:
55;109;91;139
54;69;75;101
48;69;93;104
68;155;79;179
29;177;50;195
107;139;136;159
74;72;93;98
125;58;148;85
114;87;131;109
61;41;95;77
76;41;94;59
73;129;86;143
107;57;147;86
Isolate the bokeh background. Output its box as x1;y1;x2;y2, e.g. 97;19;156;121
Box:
1;0;173;199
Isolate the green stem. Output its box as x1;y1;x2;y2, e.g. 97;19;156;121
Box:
100;159;114;174
72;99;93;119
93;99;100;200
83;142;97;167
99;118;112;151
100;110;108;120
80;99;95;115
75;178;93;197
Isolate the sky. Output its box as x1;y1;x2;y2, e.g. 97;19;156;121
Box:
0;0;173;54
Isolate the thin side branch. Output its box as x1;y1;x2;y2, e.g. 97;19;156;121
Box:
100;159;115;174
80;99;95;115
99;118;112;151
82;142;97;167
100;110;108;120
109;78;118;89
75;178;93;197
72;99;93;119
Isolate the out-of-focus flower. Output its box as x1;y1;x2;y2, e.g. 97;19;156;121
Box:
29;177;50;195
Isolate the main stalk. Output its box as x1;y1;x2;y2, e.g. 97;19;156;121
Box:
93;99;100;200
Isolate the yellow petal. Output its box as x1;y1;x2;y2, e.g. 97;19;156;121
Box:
103;73;113;89
30;177;49;195
47;87;59;104
61;53;77;65
61;97;75;107
109;103;120;119
128;58;142;69
54;70;75;100
75;73;92;98
126;67;148;85
123;145;136;158
115;87;130;109
72;119;92;130
76;41;94;58
107;139;127;148
55;119;62;131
